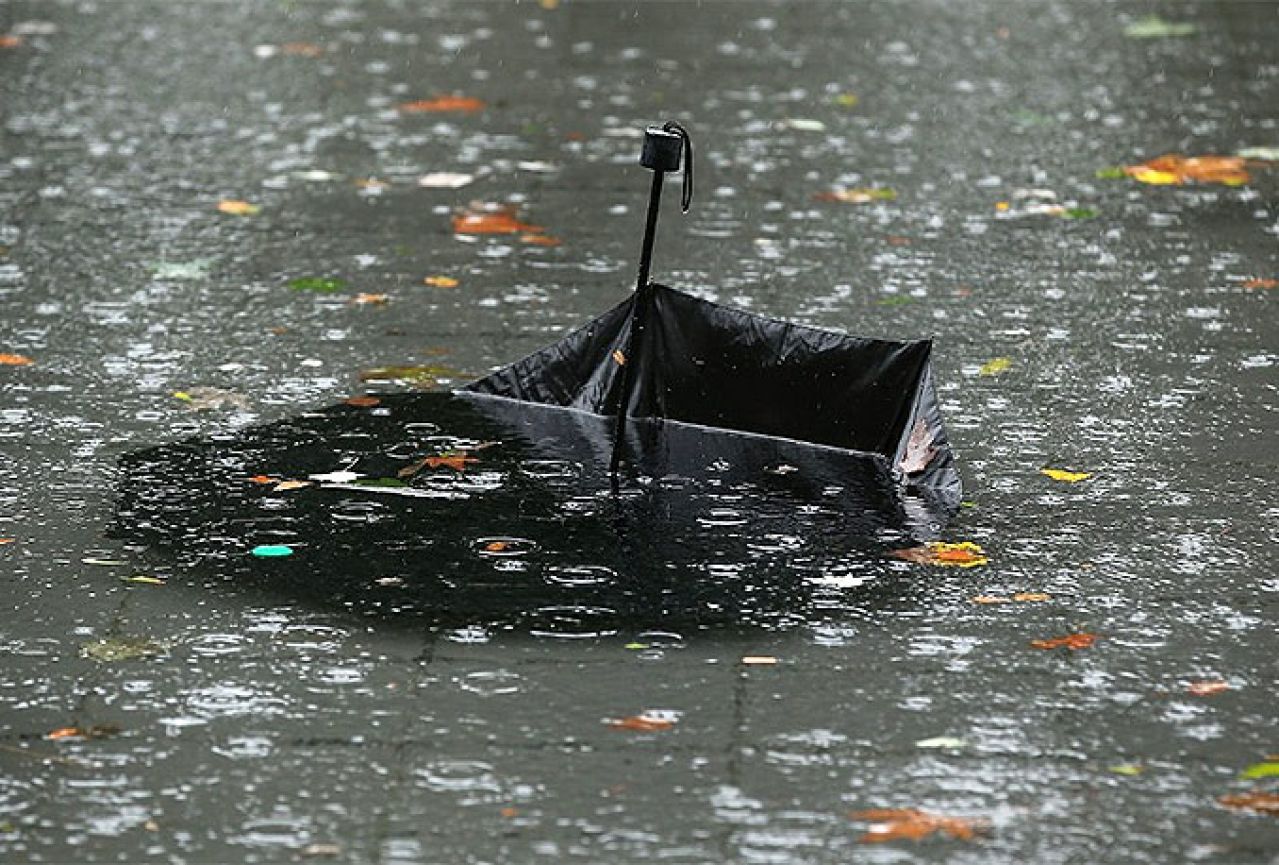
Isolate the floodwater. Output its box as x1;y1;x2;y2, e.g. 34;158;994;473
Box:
1;1;1277;862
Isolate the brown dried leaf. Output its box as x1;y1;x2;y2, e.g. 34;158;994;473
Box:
899;419;937;475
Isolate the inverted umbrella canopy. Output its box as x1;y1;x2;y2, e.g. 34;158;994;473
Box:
461;121;960;511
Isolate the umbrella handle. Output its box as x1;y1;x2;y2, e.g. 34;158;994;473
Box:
635;122;693;293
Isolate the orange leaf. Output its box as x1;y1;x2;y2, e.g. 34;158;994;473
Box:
1218;791;1279;815
248;475;278;485
216;199;259;216
280;42;323;57
452;209;544;236
851;808;984;843
46;726;82;740
344;396;381;407
0;353;34;366
608;715;676;732
1012;592;1051;602
426;454;478;472
611;350;627;366
0;35;24;49
1242;277;1277;290
398;96;485;114
1030;632;1097;650
0;538;15;545
892;542;988;568
423;275;459;288
484;540;509;553
1124;154;1250;186
351;293;389;305
1187;680;1230;696
971;595;1010;604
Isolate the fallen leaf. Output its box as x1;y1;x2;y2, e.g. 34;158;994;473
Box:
1218;791;1279;816
288;276;346;293
741;656;779;666
1242;278;1277;290
1123;15;1197;39
428;453;478;472
608;712;678;732
0;538;15;545
1187;680;1230;696
892;541;988;568
1123;155;1250;186
452;206;544;236
898;419;937;475
0;353;34;366
915;737;967;749
814;187;897;204
248;475;278;485
1109;764;1144;776
173;386;250;412
46;724;120;741
850;808;985;843
301;843;342;858
1030;632;1097;650
971;595;1010;605
423;275;459;288
351;292;389;305
358;364;462;388
1240;762;1279;781
0;35;25;49
611;349;627;366
833;92;859;107
352;477;409;488
1012;592;1051;602
521;233;562;246
81;637;166;663
978;357;1012;376
1041;468;1092;483
216;199;260;216
143;820;160;832
398;96;485;113
484;541;509;553
344;396;381;407
418;172;476;189
500;807;520;818
273;480;312;491
280;42;323;57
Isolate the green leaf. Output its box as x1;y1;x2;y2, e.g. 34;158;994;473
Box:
81;636;166;662
1240;762;1279;780
1095;166;1127;180
876;295;915;307
352;477;409;488
358;364;463;388
1123;16;1197;39
1109;763;1144;776
1062;207;1098;220
288;276;347;293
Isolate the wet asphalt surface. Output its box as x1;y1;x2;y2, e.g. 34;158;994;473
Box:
1;1;1278;863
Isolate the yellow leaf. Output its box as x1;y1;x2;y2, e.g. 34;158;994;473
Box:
833;92;859;108
216;199;260;216
611;349;626;366
1011;592;1051;602
1109;764;1144;776
1040;468;1091;483
978;357;1012;376
423;276;459;288
171;391;192;402
123;575;166;585
1128;168;1179;185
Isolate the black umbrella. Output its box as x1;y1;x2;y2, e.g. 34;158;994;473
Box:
459;121;960;512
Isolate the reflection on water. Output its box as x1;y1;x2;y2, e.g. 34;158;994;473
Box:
114;392;943;630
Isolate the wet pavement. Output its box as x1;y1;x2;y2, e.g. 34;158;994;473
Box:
2;0;1278;862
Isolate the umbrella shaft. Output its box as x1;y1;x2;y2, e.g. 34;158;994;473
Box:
636;170;665;294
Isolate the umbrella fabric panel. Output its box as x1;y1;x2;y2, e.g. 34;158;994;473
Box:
463;296;633;410
627;284;934;457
